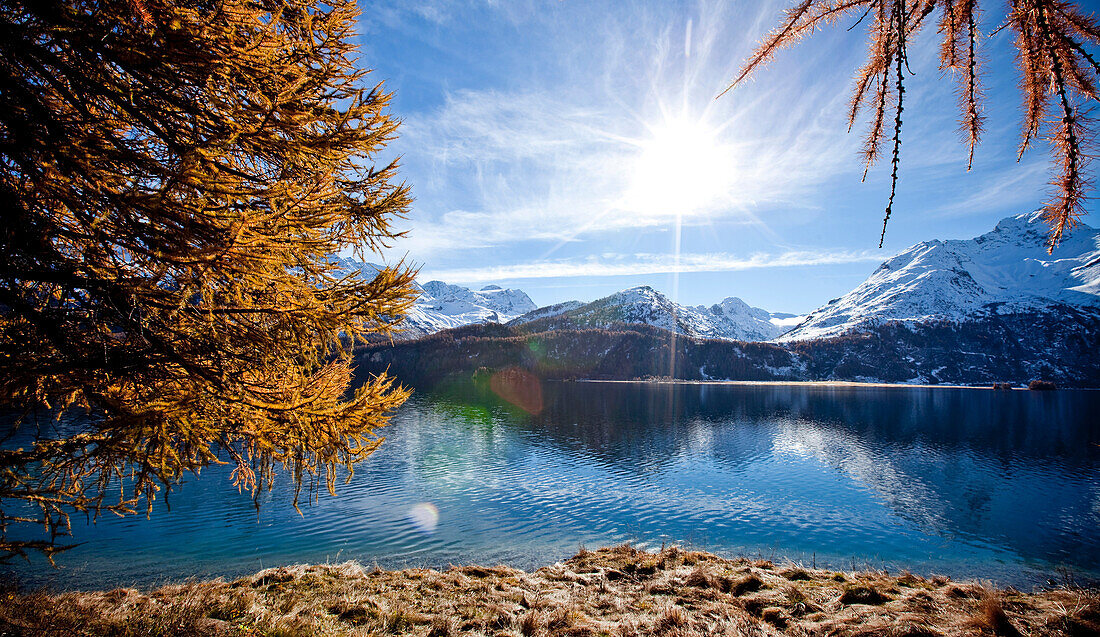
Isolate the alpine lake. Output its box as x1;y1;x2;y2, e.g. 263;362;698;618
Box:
4;380;1099;591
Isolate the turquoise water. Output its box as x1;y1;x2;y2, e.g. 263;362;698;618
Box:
4;381;1099;590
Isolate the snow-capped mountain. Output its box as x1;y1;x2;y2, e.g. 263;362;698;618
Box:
332;258;536;337
778;211;1100;342
406;281;536;335
355;214;1100;385
512;285;794;342
695;297;803;341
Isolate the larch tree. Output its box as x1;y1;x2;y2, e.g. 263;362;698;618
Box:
0;0;418;562
724;0;1099;250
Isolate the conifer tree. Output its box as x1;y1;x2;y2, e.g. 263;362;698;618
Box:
0;0;417;561
724;0;1099;250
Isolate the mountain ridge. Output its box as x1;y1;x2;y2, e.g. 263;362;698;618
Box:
335;257;793;341
345;211;1100;363
778;211;1100;342
510;285;795;342
332;257;536;338
354;211;1100;387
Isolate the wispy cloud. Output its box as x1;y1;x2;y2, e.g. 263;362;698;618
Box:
419;249;884;283
931;161;1051;218
390;84;864;258
383;1;872;260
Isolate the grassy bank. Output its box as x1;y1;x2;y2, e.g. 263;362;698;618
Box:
2;545;1097;636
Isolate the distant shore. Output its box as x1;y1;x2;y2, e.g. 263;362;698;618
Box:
579;378;1073;390
3;545;1096;636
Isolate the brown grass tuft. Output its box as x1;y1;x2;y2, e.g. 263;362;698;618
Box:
427;615;458;637
486;603;515;631
546;606;578;631
889;622;945;637
336;604;378;625
655;605;690;631
450;564;518;579
945;584;981;599
726;573;765;596
615;619;641;636
839;584;892;606
382;604;417;633
684;566;717;589
972;593;1022;636
781;566;812;581
611;543;639;557
783;583;807;605
519;609;544;636
845;621;945;637
761;606;789;628
624;558;659;578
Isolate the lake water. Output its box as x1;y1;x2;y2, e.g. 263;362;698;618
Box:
4;381;1099;590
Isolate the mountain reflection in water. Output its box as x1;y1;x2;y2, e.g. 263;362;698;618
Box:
4;381;1098;590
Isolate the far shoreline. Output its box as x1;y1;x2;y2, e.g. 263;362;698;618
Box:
573;378;1100;390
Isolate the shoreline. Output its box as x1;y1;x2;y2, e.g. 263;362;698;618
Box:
3;545;1097;636
575;378;1100;390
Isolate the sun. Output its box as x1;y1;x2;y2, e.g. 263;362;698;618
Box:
622;116;738;219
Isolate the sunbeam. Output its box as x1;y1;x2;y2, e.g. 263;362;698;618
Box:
621;114;740;220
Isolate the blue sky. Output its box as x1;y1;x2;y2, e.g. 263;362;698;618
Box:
357;0;1097;314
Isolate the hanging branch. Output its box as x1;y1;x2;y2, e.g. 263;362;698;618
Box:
961;0;985;170
862;1;896;177
881;0;909;247
1032;0;1091;249
720;0;873;96
726;0;1099;250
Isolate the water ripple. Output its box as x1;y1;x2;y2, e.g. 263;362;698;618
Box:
3;383;1099;589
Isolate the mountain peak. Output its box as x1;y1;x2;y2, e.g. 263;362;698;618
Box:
778;211;1100;342
996;210;1046;229
981;210;1098;248
512;286;792;342
333;260;535;338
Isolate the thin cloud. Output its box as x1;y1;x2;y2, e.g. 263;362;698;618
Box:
390;84;864;257
383;2;871;260
931;161;1052;218
419;249;884;283
375;0;1070;273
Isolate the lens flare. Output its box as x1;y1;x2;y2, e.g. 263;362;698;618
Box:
489;367;544;414
408;502;439;534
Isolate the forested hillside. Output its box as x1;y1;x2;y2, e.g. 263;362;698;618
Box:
356;307;1100;388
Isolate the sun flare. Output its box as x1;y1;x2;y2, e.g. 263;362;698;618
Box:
623;116;738;218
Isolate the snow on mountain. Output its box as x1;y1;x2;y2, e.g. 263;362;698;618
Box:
513;285;793;342
777;211;1100;342
769;313;803;328
408;281;537;334
331;258;536;337
508;300;586;323
692;296;794;342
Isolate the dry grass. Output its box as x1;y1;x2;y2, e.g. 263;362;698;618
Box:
1;546;1097;636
